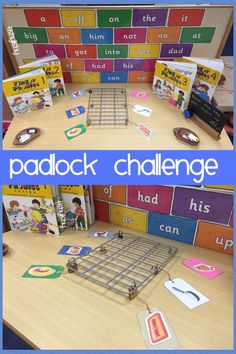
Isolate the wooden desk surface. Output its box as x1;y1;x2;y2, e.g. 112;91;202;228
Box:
3;83;233;150
3;222;233;350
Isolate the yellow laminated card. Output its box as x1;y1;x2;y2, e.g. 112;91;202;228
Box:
61;10;96;27
110;204;147;233
204;185;234;191
129;44;160;58
23;58;35;64
72;71;100;83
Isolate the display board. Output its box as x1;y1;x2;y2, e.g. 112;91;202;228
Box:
3;5;233;83
93;185;233;255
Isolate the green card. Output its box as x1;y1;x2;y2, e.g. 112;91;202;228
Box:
22;265;64;278
64;124;87;140
13;27;48;43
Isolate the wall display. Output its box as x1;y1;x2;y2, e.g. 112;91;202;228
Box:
93;185;233;255
3;5;233;83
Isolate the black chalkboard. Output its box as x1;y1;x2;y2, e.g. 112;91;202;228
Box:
188;92;228;134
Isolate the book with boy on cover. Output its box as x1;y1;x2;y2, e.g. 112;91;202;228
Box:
59;185;89;231
3;185;66;235
182;57;224;103
152;60;197;111
3;68;53;115
19;54;66;97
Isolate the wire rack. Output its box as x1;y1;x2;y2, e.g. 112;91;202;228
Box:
87;88;129;126
66;231;178;299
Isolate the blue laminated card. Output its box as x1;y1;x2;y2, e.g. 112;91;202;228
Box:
66;106;85;118
58;245;92;256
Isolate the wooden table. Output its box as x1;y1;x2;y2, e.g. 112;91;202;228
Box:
3;83;233;150
3;222;233;350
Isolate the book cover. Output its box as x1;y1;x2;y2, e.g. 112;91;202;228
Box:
182;57;224;102
84;185;95;226
2;185;66;235
19;55;66;97
152;60;197;111
59;185;88;231
3;67;53;115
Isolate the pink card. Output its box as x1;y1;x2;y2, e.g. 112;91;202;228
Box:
131;90;149;100
182;258;224;280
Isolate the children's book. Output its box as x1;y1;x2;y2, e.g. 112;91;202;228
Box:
2;68;53;115
152;60;197;111
182;57;224;102
59;185;89;231
2;185;67;235
84;185;95;226
19;54;66;97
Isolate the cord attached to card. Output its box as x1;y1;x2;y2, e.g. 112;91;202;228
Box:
160;269;175;283
135;295;152;313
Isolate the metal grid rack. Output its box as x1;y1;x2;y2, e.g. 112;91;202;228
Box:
87;88;129;126
66;231;178;299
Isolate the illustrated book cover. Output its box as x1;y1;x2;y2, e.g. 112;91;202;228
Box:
3;185;67;235
182;57;224;102
19;54;66;97
3;67;53;115
152;60;197;111
59;185;89;231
